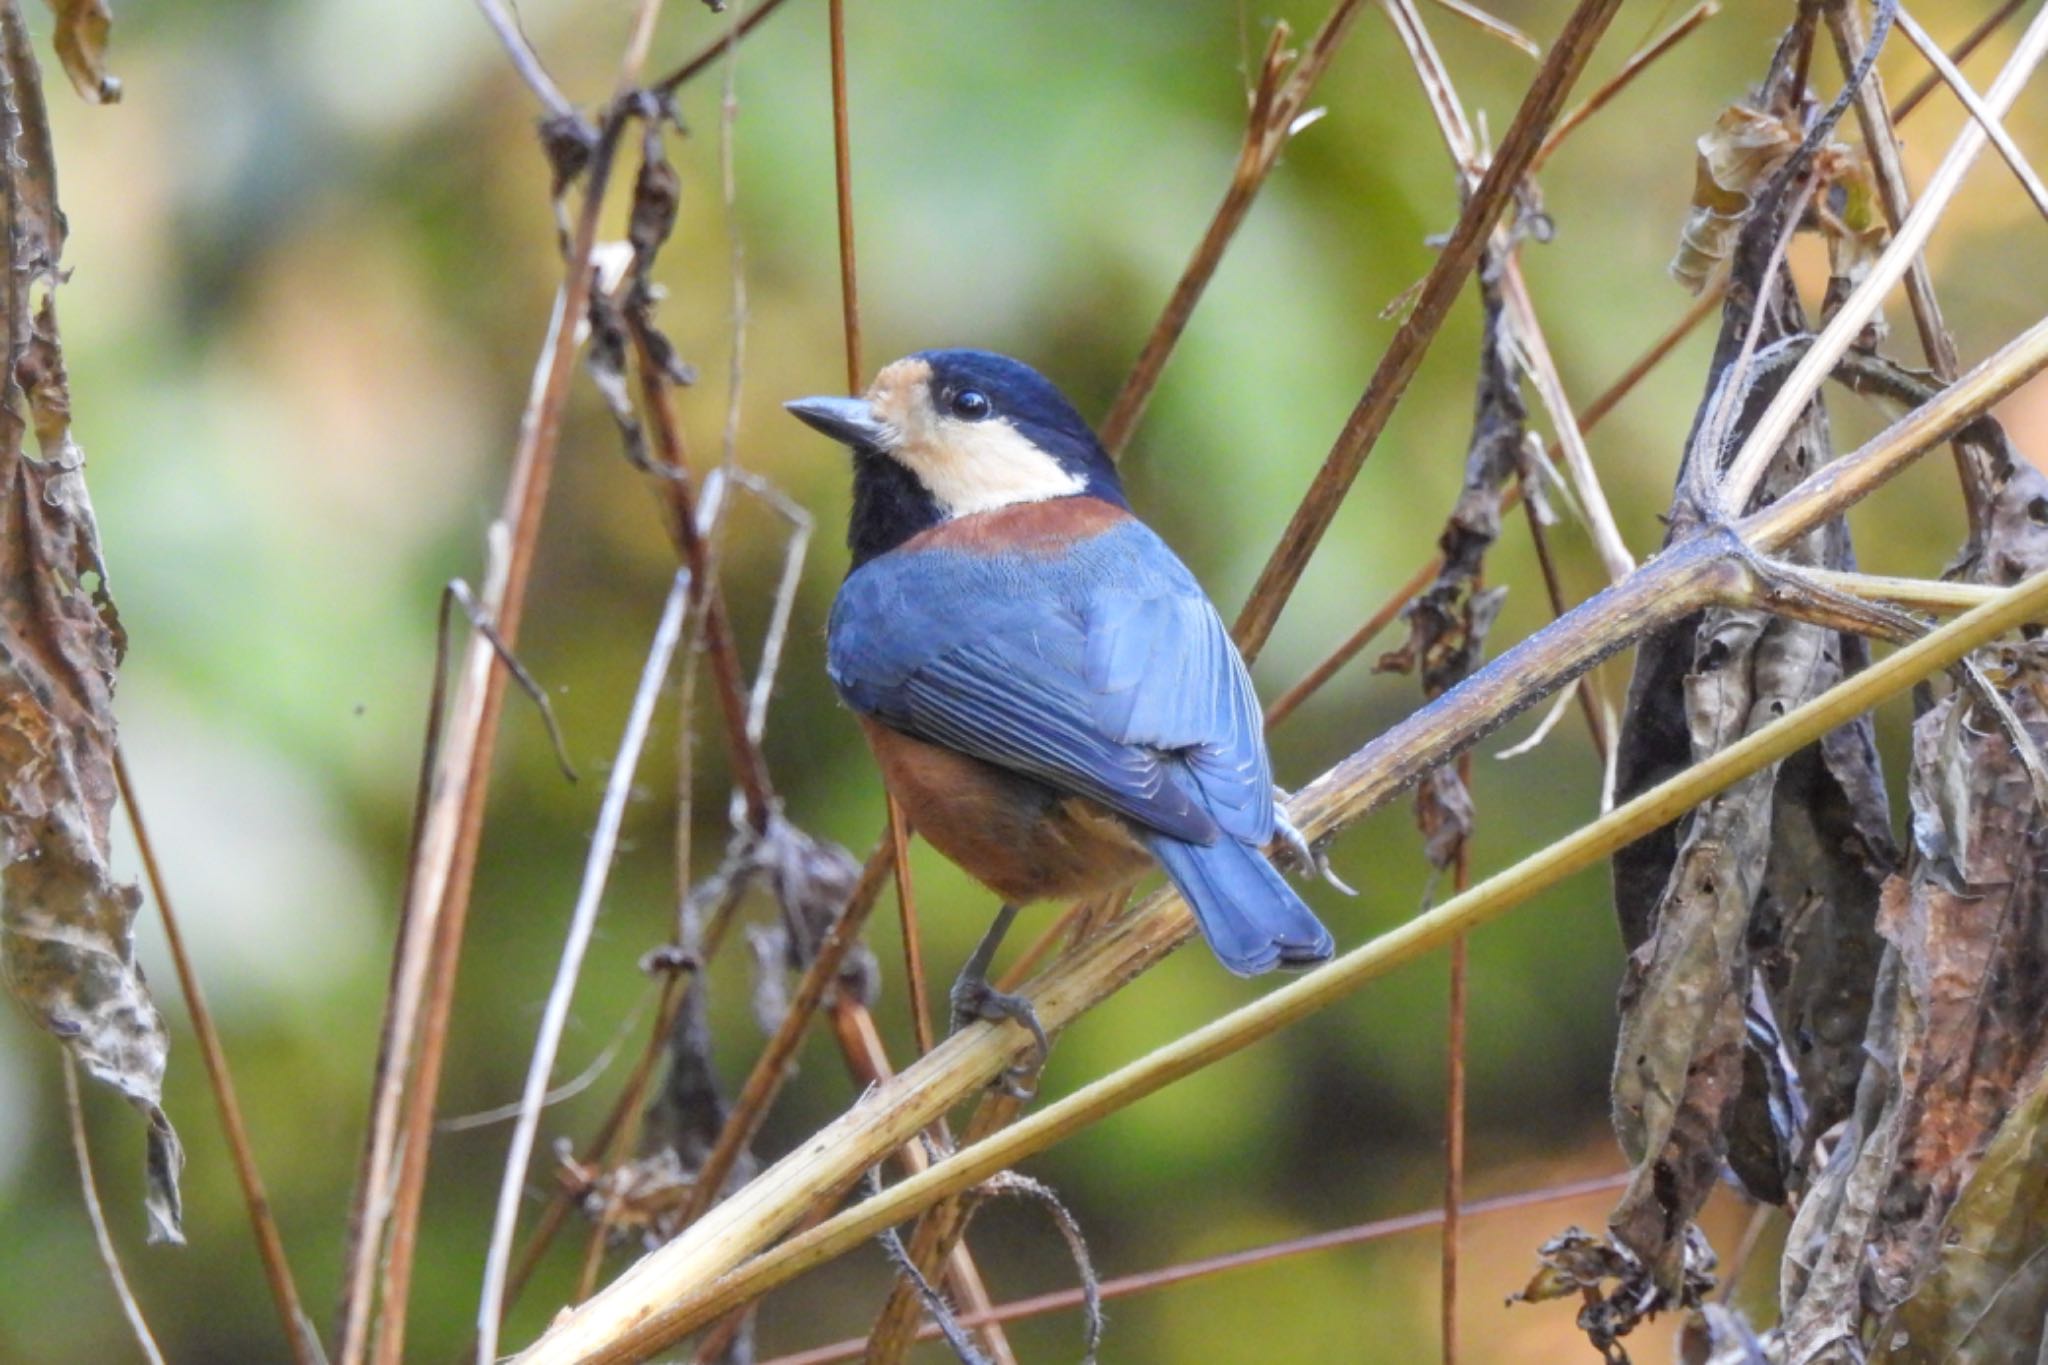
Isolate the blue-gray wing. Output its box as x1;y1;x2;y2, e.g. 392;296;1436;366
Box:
828;523;1275;846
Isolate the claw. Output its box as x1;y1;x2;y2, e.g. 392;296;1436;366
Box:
1274;805;1356;896
951;975;1050;1098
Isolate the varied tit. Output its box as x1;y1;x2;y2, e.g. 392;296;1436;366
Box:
787;349;1335;1071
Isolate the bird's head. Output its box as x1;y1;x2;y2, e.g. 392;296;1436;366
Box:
787;349;1125;564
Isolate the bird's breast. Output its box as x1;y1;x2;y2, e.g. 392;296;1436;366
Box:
859;717;1150;905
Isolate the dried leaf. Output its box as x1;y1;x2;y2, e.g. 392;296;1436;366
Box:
1818;149;1890;349
1512;1224;1716;1364
1380;250;1523;869
41;0;119;103
1778;439;2048;1356
0;23;177;1242
1874;1066;2048;1364
1617;68;1892;1292
1671;105;1800;294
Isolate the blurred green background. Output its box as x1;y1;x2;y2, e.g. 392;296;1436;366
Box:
4;0;2046;1360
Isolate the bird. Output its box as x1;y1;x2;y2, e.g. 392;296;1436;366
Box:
786;348;1335;1071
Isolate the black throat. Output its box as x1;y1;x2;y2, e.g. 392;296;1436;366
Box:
846;447;945;568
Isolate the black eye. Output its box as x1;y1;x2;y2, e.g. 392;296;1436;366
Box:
949;389;991;420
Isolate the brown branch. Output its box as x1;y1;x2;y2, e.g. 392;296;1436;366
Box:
628;319;779;831
1531;1;1721;173
828;0;861;395
1264;282;1722;732
1231;0;1627;663
114;751;315;1365
1097;0;1369;457
654;0;797;95
1441;847;1470;1365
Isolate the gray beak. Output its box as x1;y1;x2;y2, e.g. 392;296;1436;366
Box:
784;395;891;449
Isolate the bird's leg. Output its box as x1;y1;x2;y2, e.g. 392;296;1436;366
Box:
949;902;1050;1099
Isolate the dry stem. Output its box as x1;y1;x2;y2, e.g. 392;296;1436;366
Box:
476;571;693;1362
114;751;314;1365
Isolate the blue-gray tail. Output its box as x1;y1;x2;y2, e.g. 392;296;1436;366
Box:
1146;834;1334;977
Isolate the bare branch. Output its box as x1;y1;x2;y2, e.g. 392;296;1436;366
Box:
477;570;692;1363
470;0;575;120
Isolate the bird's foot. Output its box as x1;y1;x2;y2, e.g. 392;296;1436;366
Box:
1273;802;1356;896
950;973;1050;1101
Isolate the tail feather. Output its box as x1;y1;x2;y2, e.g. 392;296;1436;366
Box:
1146;834;1334;977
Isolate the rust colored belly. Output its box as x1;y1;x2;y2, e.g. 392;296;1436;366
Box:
859;717;1152;905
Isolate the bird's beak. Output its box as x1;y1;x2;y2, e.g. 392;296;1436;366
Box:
784;395;892;450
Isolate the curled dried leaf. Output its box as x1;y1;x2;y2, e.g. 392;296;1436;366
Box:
1670;105;1800;294
1513;1224;1716;1364
41;0;118;103
1;27;176;1239
1817;148;1890;349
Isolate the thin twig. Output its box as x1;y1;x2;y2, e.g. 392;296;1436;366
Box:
1532;1;1721;172
888;798;935;1057
1441;842;1470;1365
1266;553;1450;730
113;751;315;1365
1893;0;2026;121
471;0;576;119
821;0;932;1067
757;1172;1634;1365
1381;0;1635;582
1825;0;1989;541
1232;0;1626;662
1893;7;2048;223
65;1060;168;1365
629;324;780;831
477;571;693;1363
512;313;2048;1365
1423;0;1540;57
1098;0;1370;457
654;0;798;94
828;0;861;396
